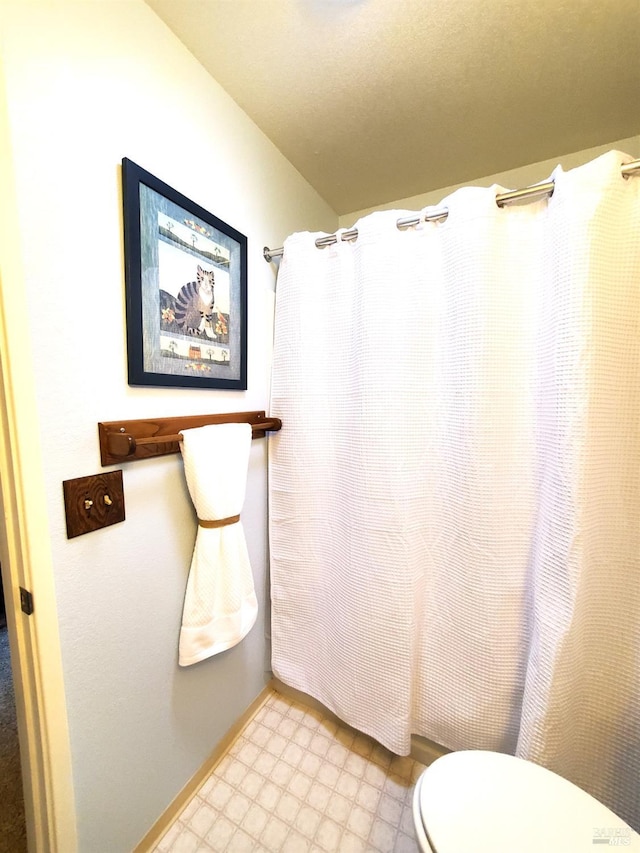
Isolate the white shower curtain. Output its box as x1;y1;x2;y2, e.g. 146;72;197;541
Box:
269;150;640;828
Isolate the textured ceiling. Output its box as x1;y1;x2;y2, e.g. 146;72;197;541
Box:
145;0;640;215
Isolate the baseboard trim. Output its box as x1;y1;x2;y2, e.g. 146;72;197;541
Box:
270;676;448;767
133;685;273;853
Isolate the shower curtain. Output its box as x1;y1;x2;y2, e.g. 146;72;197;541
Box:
269;150;640;828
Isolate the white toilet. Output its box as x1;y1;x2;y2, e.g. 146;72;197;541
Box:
413;750;640;852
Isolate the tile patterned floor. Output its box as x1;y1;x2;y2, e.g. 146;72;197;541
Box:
154;690;425;852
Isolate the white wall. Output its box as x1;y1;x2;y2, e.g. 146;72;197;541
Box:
0;1;336;850
340;134;640;227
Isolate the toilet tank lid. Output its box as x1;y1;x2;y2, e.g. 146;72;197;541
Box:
417;750;639;853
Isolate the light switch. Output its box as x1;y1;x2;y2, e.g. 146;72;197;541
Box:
62;470;125;538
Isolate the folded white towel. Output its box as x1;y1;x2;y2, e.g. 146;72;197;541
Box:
178;423;257;666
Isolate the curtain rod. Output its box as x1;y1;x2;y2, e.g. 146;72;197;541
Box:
263;158;640;262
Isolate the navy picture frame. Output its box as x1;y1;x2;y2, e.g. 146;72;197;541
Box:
121;158;247;390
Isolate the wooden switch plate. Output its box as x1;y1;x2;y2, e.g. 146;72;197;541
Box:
63;470;125;538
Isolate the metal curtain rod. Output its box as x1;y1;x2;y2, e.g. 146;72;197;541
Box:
263;158;640;262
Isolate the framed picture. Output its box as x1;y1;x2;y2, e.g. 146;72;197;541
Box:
121;158;247;389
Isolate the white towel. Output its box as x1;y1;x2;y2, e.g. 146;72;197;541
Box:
178;423;257;666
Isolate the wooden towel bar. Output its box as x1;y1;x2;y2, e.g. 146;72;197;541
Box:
98;411;281;466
